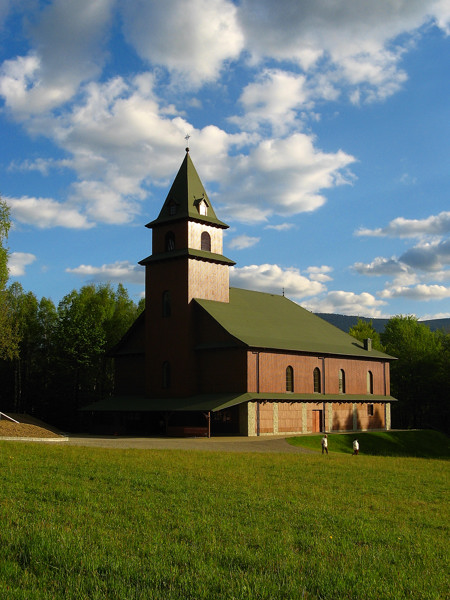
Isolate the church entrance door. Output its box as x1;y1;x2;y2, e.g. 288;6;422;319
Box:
312;410;323;433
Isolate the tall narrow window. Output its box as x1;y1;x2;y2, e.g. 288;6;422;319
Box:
162;361;171;389
313;367;321;393
367;404;374;416
367;371;373;394
162;290;171;317
339;369;346;394
165;231;175;251
286;366;294;392
201;231;211;251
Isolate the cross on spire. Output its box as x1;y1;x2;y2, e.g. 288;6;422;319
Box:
185;134;190;152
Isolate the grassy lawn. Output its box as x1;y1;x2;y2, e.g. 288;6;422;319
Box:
287;429;450;459
0;441;448;599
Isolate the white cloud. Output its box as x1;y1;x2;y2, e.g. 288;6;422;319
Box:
219;134;355;223
121;0;244;87
230;263;325;299
356;211;450;238
231;69;311;133
66;261;145;285
238;0;449;101
306;265;333;283
8;252;37;276
264;223;296;231
380;284;450;301
303;290;387;317
352;256;410;277
0;0;114;117
400;239;450;271
228;235;260;250
6;196;94;229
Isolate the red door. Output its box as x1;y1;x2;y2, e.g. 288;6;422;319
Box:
312;410;323;433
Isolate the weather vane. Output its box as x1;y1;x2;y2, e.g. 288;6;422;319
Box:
185;134;190;152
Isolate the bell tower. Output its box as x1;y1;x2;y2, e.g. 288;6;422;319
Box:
139;149;235;398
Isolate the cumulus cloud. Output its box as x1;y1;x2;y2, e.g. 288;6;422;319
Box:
66;261;145;284
6;196;94;229
0;0;114;117
228;235;260;250
121;0;244;87
356;211;450;238
303;290;387;317
8;252;37;276
219;134;355;223
379;284;450;301
399;239;450;271
231;69;311;133
230;263;325;299
238;0;449;102
352;256;410;277
306;266;333;283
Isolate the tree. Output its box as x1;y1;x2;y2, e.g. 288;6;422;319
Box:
0;198;19;362
348;319;384;351
381;315;444;430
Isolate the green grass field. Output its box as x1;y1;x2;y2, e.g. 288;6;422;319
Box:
0;434;448;599
287;429;450;458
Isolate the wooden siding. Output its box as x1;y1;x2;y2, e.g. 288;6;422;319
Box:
247;350;390;397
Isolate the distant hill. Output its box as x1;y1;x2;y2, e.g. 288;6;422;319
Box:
315;314;450;334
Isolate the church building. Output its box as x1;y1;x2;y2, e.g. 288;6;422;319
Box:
87;149;395;437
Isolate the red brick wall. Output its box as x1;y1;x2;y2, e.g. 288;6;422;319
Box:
278;402;302;433
259;402;274;434
246;350;390;396
331;402;354;431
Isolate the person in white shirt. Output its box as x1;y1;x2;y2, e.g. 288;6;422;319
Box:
321;434;328;455
352;439;359;455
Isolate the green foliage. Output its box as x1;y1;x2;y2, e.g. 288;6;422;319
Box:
381;315;448;431
348;318;383;351
0;198;20;361
0;444;448;599
288;430;450;458
0;282;141;428
0;196;11;290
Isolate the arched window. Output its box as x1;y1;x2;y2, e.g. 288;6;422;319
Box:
162;361;171;389
165;231;175;251
339;369;346;394
367;371;373;394
162;290;171;317
286;366;294;392
201;231;211;251
313;367;321;393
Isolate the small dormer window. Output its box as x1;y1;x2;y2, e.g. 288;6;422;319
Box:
168;200;177;216
199;199;208;216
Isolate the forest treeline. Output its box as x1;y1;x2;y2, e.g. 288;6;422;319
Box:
0;281;144;429
349;319;450;433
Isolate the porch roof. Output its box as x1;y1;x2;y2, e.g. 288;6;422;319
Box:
81;393;396;413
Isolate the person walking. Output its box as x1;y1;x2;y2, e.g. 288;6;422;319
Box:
352;439;359;455
321;434;328;455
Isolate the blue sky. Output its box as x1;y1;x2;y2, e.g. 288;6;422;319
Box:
1;0;449;319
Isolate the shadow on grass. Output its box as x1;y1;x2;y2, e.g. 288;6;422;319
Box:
287;430;450;459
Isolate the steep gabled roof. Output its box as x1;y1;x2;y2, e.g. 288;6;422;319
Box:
195;287;394;359
146;150;228;229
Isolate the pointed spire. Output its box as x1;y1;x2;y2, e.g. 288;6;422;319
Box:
146;151;228;229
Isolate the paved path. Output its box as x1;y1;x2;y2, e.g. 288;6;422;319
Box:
65;434;315;454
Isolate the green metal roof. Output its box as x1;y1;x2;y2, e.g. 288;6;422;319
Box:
139;248;235;267
146;151;229;229
82;392;395;413
195;288;394;360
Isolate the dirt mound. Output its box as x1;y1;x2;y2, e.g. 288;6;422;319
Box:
0;420;64;438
